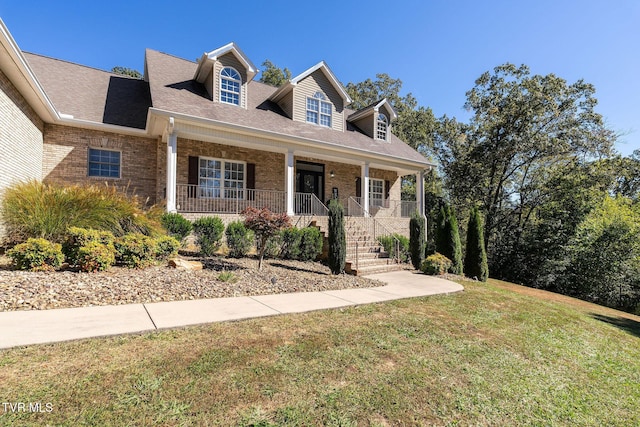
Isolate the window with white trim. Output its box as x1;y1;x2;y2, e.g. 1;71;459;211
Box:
369;178;384;207
306;92;332;127
220;67;241;105
88;148;120;178
198;157;245;198
376;113;388;140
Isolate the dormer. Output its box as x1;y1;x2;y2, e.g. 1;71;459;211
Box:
269;61;352;132
347;99;397;142
194;43;257;108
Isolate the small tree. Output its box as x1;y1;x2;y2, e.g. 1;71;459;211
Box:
409;211;426;270
328;199;346;274
242;207;290;270
464;207;489;281
435;203;463;274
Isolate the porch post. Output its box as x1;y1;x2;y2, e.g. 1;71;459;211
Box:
285;149;295;216
361;162;370;217
416;169;426;217
166;118;177;213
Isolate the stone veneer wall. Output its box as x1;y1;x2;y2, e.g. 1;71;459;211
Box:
42;124;159;204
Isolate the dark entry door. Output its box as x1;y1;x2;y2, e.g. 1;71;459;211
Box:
295;161;324;213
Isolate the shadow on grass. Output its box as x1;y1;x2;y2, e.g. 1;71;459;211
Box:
591;314;640;339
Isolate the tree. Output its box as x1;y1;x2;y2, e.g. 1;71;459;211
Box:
464;207;488;281
259;60;291;87
242;207;290;270
435;203;463;274
111;66;142;79
409;211;426;270
327;199;346;274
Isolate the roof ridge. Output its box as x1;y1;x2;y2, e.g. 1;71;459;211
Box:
145;48;197;64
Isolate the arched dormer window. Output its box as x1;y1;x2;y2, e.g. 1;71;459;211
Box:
376;113;388;140
306;92;332;127
220;67;241;105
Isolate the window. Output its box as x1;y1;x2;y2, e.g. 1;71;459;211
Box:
88;148;120;178
198;157;245;198
306;92;332;127
369;178;384;207
220;67;241;105
376;113;388;140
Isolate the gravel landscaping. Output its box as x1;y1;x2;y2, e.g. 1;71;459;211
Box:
0;256;384;311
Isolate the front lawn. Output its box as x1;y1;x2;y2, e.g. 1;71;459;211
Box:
1;278;638;426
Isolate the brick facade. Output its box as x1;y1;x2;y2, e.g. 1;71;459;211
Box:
42;124;159;204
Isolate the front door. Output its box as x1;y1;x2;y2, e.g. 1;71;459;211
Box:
295;161;324;213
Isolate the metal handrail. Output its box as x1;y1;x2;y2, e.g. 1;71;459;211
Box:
176;185;286;214
295;192;329;216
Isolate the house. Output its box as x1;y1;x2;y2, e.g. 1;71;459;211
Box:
0;19;434;273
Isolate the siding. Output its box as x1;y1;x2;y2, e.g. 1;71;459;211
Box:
351;114;374;139
0;69;44;192
278;90;294;119
292;69;344;132
212;52;248;108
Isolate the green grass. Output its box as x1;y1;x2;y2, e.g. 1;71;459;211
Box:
1;279;639;426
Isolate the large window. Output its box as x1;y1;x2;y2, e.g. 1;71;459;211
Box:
306;92;332;127
376;113;388;140
88;148;120;178
220;67;241;105
369;178;384;207
198;157;245;198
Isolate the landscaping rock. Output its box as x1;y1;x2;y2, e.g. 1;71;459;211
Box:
168;258;203;270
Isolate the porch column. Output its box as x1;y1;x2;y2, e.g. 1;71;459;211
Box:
361;162;370;217
416;169;426;217
166;118;177;213
285;149;295;216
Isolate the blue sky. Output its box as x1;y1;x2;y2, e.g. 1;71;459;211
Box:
1;0;638;156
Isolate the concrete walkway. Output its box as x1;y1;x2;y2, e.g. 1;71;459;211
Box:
0;271;463;350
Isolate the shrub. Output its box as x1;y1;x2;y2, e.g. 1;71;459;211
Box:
328;200;346;274
0;181;162;245
299;226;323;261
421;252;453;275
464;207;489;282
114;234;157;268
262;233;283;259
217;270;238;283
410;212;426;270
225;221;254;258
160;212;193;241
435;204;463;274
192;216;225;256
76;241;116;272
154;235;180;260
6;238;64;271
63;227;115;264
377;233;410;263
242;207;291;270
280;227;302;260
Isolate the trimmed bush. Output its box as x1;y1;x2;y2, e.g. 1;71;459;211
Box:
7;238;64;271
192;216;225;256
299;226;323;261
155;235;180;260
435;204;463;274
262;233;283;259
225;221;254;258
0;180;162;245
328;199;346;274
114;234;157;268
409;212;426;270
377;233;410;263
161;212;192;241
63;227;115;264
421;253;452;275
464;207;489;282
76;241;116;272
280;228;302;260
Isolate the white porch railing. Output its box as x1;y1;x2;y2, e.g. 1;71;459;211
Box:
176;184;328;216
347;197;416;218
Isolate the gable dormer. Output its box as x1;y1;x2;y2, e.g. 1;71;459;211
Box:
194;43;257;109
347;98;397;141
269;61;352;132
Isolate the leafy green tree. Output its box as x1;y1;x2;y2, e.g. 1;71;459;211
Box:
259;60;291;87
435;203;463;274
464;207;488;281
111;66;142;79
327;199;346;274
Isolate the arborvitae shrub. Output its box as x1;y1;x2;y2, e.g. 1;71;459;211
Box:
464;207;489;281
76;241;116;272
435;204;463;274
299;226;323;261
160;212;192;242
7;238;64;271
409;212;426;270
225;221;254;258
192;216;225;256
328;200;346;274
280;227;302;260
420;252;452;275
114;234;157;268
